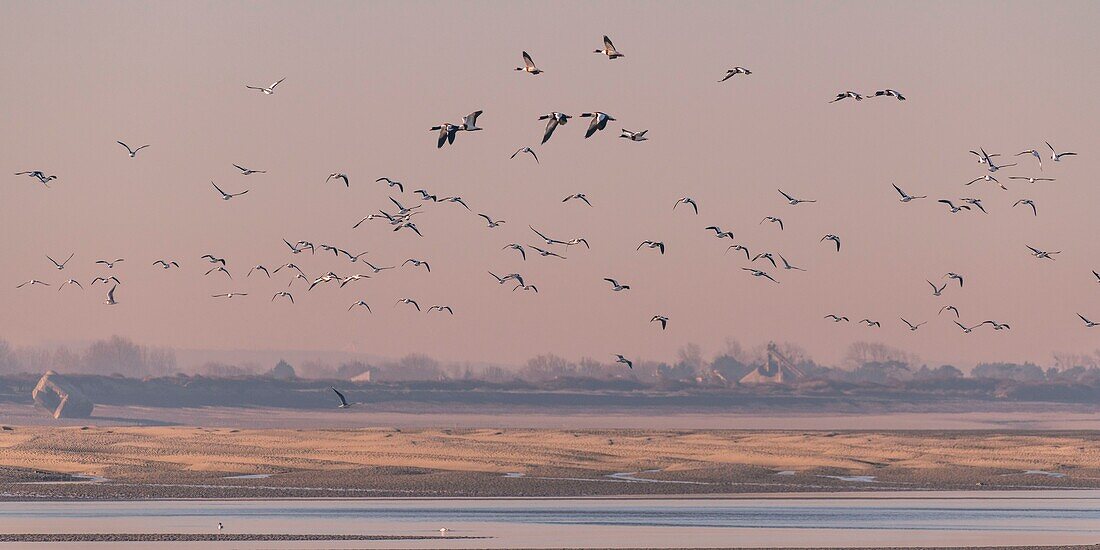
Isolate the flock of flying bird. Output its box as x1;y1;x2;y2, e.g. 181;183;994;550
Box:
10;33;1096;381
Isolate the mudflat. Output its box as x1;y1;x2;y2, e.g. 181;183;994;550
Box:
2;426;1099;499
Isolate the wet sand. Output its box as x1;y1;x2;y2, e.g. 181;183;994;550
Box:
2;426;1100;499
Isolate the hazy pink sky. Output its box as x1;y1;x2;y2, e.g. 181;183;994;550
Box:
2;1;1098;368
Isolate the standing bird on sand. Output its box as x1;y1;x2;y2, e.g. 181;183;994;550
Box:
331;387;351;408
515;51;543;74
579;112;615;138
594;35;624;59
538;112;571;144
117;141;150;158
719;67;752;82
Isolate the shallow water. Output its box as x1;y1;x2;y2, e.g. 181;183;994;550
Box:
2;491;1100;548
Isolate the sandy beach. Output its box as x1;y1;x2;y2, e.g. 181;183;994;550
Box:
2;426;1099;499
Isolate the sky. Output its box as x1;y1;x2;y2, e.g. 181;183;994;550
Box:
1;1;1098;369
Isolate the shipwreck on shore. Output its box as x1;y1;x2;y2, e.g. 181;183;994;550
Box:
32;370;94;419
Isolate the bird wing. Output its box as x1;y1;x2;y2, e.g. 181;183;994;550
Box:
522;51;535;69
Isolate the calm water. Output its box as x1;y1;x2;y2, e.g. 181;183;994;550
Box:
1;491;1099;548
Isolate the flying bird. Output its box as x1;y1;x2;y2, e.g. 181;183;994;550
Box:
981;321;1011;331
563;193;592;207
271;291;294;303
430;123;462;148
650;315;669;330
46;253;74;270
91;276;121;286
460;110;483;131
944;273;964;287
212;182;248;200
604;278;630;291
1015;149;1043;171
637;240;665;254
760;216;784;230
821;234;841;251
403;259;430;272
928;280;947;297
718;67;752;82
515;51;543;74
1013;199;1038;217
1046;141;1077;162
348;300;372;312
954;321;978;334
205;266;233;279
233;164;265;175
779;189;815;205
579;112;615;138
938;199;971;213
594;35;624;59
246;77;285;94
1008;176;1055;184
1078;313;1099;328
153;260;180;269
211;292;248;299
726;244;750;260
376;177;404;192
94;259;123;268
830;91;864;103
778;253;806;271
824;314;849;322
1026;245;1060;260
614;354;633;369
503;244;526;260
538;112;571;144
530;246;565;259
58;279;83;291
478;213;506;228
510;147;539;163
743;268;779;283
674;197;699;214
104;285;118;306
428;305;454;314
893;183;927;202
15;171;57;186
326;173;349;187
331;387;351;408
513;284;539;293
859;319;881;328
16;280;50;289
961;198;987;213
871;89;906;100
396;298;421;311
901;318;926;331
939;305;961;318
117;141;150;157
620;129;648;141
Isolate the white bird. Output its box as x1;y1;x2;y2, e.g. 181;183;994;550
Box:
332;387;351;408
375;177;404;192
233;164;266;175
871;89;906;100
726;244;750;260
821;234;841;251
981;320;1011;331
969;148;1001;165
752;252;778;268
760;216;784;230
954;321;978;334
1026;245;1060;260
829;91;864;103
515;51;543;74
928;280;947;296
205;266;232;279
614;354;633;369
403;258;430;272
859;319;881;327
1014;199;1038;217
778;253;805;271
513;284;539;293
530;246;565;259
1046;141;1077;162
503;244;526;260
91;276;121;286
46;253;74;270
779;189;815;205
650;315;669;330
637;240;665;254
117;141;150;157
824;314;849;322
428;305;454;314
16;280;50;288
153;260;180;269
246;77;285;94
211;292;248;299
460;110;484;131
604;278;630;291
15;171;57;186
944;273;964;287
348;300;372;312
396;298;421;311
362;261;395;274
579;112;615;138
1078;313;1099;328
940;305;961;318
620;129;648;141
938;199;971;213
248;265;271;278
538;112;571;144
339;274;370;288
478;213;505;228
104;285;118;305
594;35;624;59
743;268;779;283
718;67;752;82
673;197;699;214
271;291;294;303
563;193;592;207
326;173;350;187
201;254;226;264
58;279;83;291
1015;149;1043;171
901;318;926;331
893;183;927;202
1008;176;1055;184
965;175;1005;190
961;197;987;213
705;226;734;239
510;147;538;163
212;182;248;200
